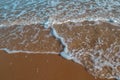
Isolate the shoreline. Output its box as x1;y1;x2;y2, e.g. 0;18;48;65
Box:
0;21;120;80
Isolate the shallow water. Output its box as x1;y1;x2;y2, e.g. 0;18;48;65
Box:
0;0;120;27
0;0;120;79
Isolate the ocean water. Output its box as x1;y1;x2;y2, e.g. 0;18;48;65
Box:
0;0;120;79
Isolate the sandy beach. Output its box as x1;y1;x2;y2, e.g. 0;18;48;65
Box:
1;22;120;80
0;0;120;80
0;50;115;80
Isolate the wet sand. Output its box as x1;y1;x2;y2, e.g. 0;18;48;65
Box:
0;23;118;80
0;50;115;80
53;21;120;79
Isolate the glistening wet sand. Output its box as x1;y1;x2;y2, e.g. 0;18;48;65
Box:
53;21;120;79
0;50;115;80
0;23;119;80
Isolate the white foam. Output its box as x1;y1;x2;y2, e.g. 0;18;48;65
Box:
50;27;68;52
50;17;116;27
49;23;74;60
60;52;73;60
0;48;58;54
44;20;50;29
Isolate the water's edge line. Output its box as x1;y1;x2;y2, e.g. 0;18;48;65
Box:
0;48;59;54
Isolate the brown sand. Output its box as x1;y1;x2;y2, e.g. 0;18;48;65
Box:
0;25;62;53
0;50;115;80
0;23;117;80
53;21;120;79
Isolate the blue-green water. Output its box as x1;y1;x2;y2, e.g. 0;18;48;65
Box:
0;0;120;27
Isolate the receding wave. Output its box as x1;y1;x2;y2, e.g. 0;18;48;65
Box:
0;0;120;79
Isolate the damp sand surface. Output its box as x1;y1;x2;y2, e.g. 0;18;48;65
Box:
0;24;63;53
0;23;119;80
0;0;120;79
53;21;120;79
0;50;115;80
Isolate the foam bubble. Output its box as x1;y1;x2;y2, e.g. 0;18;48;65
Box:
0;48;58;54
60;52;73;60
